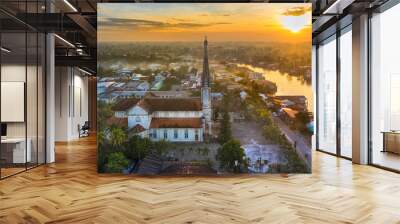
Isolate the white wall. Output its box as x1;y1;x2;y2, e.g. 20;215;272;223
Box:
150;128;203;142
153;111;202;118
127;106;150;129
55;67;89;141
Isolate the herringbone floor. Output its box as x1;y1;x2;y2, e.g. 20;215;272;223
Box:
1;136;400;224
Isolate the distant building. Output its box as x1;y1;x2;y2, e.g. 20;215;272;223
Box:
147;63;162;71
274;95;308;111
226;83;242;91
240;91;247;100
131;73;148;81
97;81;115;94
211;92;223;101
117;68;132;77
136;81;150;91
259;93;268;101
146;91;191;99
123;81;140;91
151;80;164;90
234;76;244;82
279;107;299;125
249;72;264;80
154;73;166;82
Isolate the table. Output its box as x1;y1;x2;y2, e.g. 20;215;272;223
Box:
1;138;31;163
381;131;400;154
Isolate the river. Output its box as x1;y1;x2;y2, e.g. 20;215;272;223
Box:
237;64;313;112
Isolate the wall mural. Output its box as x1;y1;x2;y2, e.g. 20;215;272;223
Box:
97;3;313;175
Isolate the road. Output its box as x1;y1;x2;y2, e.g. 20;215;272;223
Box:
272;117;312;168
231;121;287;172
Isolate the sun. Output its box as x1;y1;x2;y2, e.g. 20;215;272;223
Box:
280;15;309;33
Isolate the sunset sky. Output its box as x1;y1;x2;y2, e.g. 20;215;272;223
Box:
98;3;311;43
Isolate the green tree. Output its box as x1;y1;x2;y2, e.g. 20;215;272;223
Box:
97;101;113;131
110;127;127;149
160;77;180;91
125;136;152;161
218;110;232;144
216;139;245;172
295;112;311;133
213;106;220;121
107;152;129;173
97;130;107;173
97;130;106;147
153;140;171;157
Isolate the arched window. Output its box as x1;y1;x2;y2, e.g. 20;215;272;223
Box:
164;130;168;139
174;129;178;139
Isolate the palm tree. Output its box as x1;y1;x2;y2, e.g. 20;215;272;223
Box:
110;127;127;149
97;130;106;147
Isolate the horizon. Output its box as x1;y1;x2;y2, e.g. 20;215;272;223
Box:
98;40;311;44
98;3;311;43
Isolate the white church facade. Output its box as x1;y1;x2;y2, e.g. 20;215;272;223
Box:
115;97;205;142
110;37;212;142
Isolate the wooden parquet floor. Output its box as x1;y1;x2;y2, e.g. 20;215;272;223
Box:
1;136;400;224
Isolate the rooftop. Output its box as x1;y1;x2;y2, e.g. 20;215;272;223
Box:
112;98;141;111
150;118;202;129
139;97;202;113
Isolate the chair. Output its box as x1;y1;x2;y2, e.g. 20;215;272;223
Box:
79;121;90;138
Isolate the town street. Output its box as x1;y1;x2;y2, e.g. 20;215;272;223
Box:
231;121;286;172
272;117;311;167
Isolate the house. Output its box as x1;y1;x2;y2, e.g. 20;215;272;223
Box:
240;91;247;100
112;98;141;118
147;63;162;71
249;72;264;80
131;73;148;81
136;81;150;91
234;76;244;82
146;91;191;99
259;93;268;101
123;81;140;91
151;80;164;90
117;68;132;77
97;81;115;94
279;107;299;125
274;95;308;111
112;97;205;142
154;73;166;82
211;92;223;101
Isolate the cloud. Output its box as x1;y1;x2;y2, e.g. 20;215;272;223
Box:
199;13;231;17
98;17;231;30
170;18;193;22
282;6;311;16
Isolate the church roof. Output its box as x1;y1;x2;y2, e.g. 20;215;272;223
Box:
112;98;140;111
150;118;202;128
106;117;128;128
130;124;146;133
138;98;202;112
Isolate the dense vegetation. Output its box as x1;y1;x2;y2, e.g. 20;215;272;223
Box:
98;41;311;83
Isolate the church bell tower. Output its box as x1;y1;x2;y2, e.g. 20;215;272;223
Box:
201;36;212;139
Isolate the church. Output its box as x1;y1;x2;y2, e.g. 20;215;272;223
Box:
111;37;212;142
